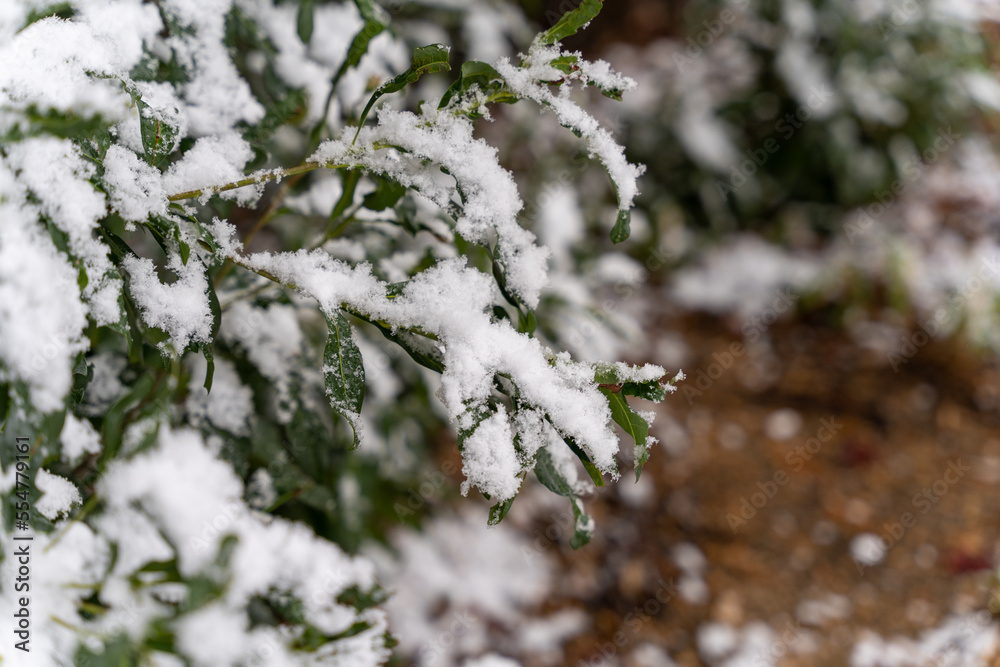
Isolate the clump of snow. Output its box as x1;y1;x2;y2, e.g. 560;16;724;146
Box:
185;355;254;436
219;300;304;422
850;533;887;567
0;17;135;134
61;413;102;462
494;41;645;215
672;542;710;605
124;252;213;351
852;613;999;667
35;469;82;520
460;406;522;502
463;655;521;667
312;106;550;307
367;508;553;666
0;160;90;413
6;137;122;326
163;133;258;205
696;621;780;666
158;0;264;135
102;145;169;222
764;408;803;441
89;426;390;664
671;235;818;319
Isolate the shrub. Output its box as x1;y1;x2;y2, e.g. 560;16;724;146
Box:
0;0;678;664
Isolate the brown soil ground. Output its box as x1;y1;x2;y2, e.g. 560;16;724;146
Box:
514;312;1000;666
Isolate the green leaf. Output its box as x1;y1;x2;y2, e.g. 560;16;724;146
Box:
599;387;650;481
621;381;667;402
354;44;451;143
611;208;631;244
363;176;406;211
438;61;518;116
201;344;215;393
561;434;606;487
344;0;388;73
540;0;604;45
323;310;366;446
533;447;593;548
488;495;515;526
297;0;315;45
550;54;579;73
0;382;9;429
129;90;179;167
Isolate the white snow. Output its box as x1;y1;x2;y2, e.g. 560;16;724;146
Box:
124;252;214;351
35;469;82;520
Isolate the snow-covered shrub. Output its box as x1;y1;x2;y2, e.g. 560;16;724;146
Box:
0;0;679;664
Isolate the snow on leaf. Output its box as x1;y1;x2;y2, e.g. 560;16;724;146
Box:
323;309;366;446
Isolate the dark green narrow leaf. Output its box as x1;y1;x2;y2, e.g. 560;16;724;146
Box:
323;310;366;446
127;88;179;168
561;434;605;487
201;344;215;393
297;0;315;44
362;176;406;211
344;0;387;72
438;61;518;116
541;0;604;45
599;387;650;481
488;495;515;526
354;44;451;143
533;447;594;548
0;382;10;429
611;208;631;244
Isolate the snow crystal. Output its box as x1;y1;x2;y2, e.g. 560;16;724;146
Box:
35;469;82;520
